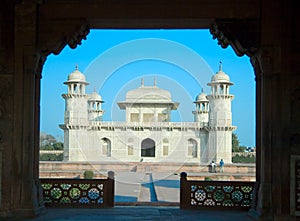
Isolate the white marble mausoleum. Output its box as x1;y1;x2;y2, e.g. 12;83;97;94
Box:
60;64;236;163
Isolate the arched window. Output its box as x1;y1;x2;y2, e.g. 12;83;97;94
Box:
201;103;205;111
74;84;78;93
188;138;197;158
163;138;169;156
79;84;82;94
141;138;155;157
127;138;134;155
101;138;111;157
220;85;224;94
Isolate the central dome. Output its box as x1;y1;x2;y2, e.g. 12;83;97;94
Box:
126;86;172;102
118;79;179;110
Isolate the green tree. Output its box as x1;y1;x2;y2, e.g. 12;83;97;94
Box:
232;133;240;152
239;145;247;152
40;133;56;146
40;132;63;150
53;142;64;150
232;155;255;163
40;153;63;161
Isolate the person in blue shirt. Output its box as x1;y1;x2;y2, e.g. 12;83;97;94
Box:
219;159;224;173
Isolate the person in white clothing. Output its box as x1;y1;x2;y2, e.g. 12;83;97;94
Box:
210;161;216;173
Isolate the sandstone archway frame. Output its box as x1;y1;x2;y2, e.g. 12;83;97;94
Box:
2;0;291;219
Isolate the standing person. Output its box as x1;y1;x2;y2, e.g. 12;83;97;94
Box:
210;161;216;173
219;159;224;173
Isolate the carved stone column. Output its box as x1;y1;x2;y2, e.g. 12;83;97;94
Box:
0;0;27;217
210;20;290;220
210;19;264;218
1;1;91;218
250;48;278;220
9;2;45;217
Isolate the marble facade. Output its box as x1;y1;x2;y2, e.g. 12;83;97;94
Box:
61;64;235;163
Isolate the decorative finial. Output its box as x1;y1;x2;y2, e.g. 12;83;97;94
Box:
219;61;222;71
201;88;204;93
141;78;144;87
94;87;96;93
154;77;157;87
75;64;78;70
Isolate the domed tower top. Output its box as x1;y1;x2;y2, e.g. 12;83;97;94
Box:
207;62;234;96
64;65;89;85
64;65;89;95
207;62;233;86
89;90;104;103
88;89;105;121
194;90;208;103
193;89;209;123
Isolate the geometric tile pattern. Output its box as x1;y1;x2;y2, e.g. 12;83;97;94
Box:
41;179;113;208
188;181;254;210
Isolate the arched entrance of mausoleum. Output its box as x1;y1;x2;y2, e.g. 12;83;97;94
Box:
141;138;156;158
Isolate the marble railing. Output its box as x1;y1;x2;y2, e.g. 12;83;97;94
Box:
40;150;64;154
180;172;255;210
232;152;256;157
90;121;209;128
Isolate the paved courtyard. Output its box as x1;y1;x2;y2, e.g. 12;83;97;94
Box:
114;172;180;203
114;171;254;204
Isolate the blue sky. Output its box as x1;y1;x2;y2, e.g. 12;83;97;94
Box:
41;29;255;147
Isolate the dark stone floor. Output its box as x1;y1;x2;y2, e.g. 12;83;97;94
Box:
21;206;254;221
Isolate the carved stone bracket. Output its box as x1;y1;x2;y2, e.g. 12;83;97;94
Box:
66;23;90;50
38;19;90;57
210;20;259;58
37;18;89;77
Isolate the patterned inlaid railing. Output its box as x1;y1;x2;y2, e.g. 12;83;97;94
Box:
40;171;114;208
180;172;255;210
90;121;209;128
